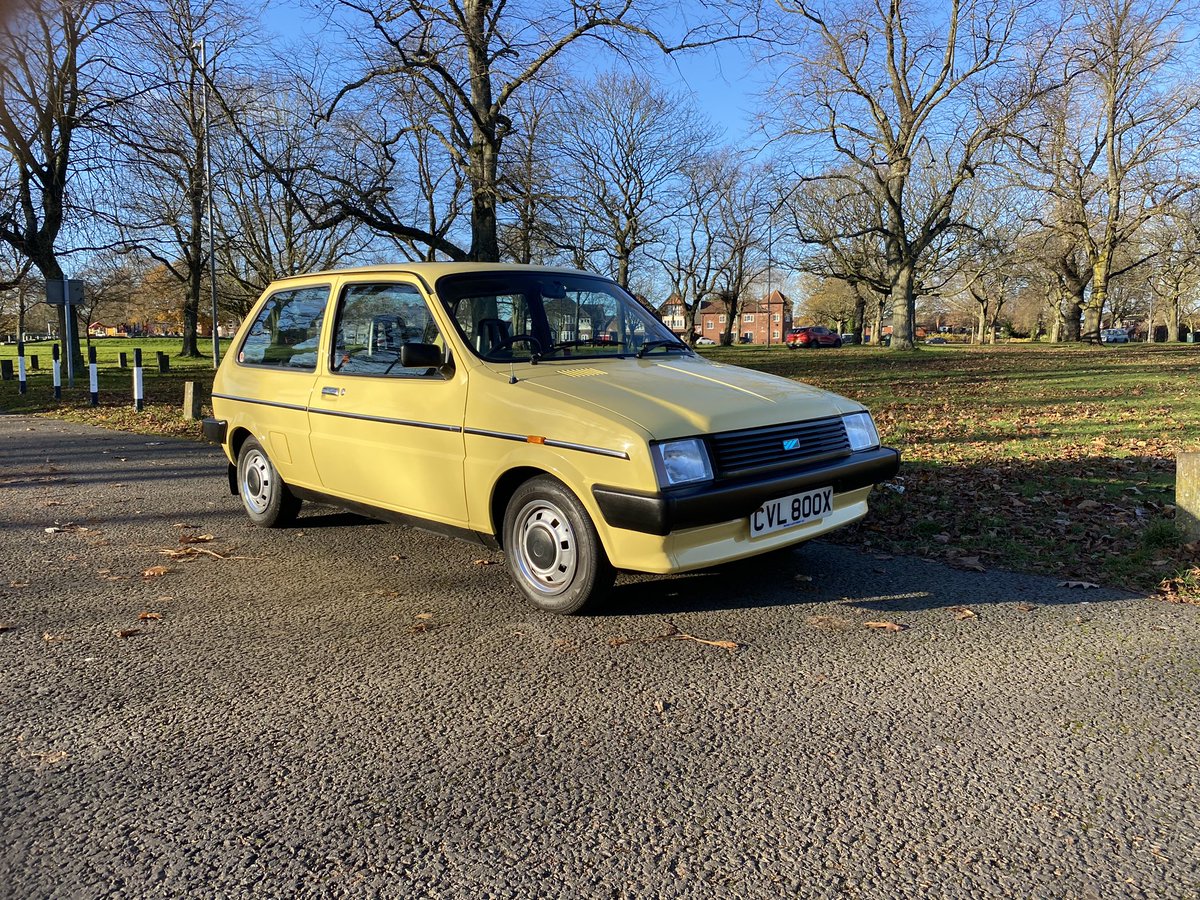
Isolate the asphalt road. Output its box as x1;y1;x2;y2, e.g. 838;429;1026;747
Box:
1;415;1198;899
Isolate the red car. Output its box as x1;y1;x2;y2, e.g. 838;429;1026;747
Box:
786;326;843;348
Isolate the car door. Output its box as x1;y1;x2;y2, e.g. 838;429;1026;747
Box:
306;278;469;526
218;282;331;489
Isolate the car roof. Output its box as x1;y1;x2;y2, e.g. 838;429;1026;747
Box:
266;262;600;287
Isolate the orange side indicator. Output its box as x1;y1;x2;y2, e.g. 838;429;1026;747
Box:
527;435;546;444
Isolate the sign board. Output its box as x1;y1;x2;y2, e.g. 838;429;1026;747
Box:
46;279;84;306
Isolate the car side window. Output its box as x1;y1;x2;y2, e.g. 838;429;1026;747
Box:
238;285;330;370
332;282;444;378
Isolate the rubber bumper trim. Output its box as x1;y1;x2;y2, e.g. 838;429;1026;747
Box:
202;417;227;445
592;446;901;536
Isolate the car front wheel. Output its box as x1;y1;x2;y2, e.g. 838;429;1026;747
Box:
237;437;301;528
502;476;614;614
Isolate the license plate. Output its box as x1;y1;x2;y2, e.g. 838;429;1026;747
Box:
749;486;833;538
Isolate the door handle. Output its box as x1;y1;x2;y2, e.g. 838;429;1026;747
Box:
321;386;343;397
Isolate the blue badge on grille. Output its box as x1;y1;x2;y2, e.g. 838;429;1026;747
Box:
782;438;800;451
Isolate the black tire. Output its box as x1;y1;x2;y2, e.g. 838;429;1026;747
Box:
502;475;614;614
236;437;301;528
833;338;843;348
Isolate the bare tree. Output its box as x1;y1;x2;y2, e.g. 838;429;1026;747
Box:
0;0;117;369
552;72;704;288
214;87;371;318
1144;201;1200;341
771;0;1051;349
262;0;753;263
1012;0;1200;342
107;0;253;357
656;152;728;343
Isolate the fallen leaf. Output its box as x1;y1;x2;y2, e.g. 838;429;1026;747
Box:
643;621;740;651
1017;602;1037;612
414;612;433;620
138;612;162;621
178;533;215;544
113;628;141;638
1058;581;1100;589
864;620;907;632
42;632;66;643
9;580;29;588
1076;499;1102;511
171;523;198;528
950;605;977;620
141;565;170;579
472;558;495;566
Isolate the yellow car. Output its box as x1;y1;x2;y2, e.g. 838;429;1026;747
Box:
203;264;899;613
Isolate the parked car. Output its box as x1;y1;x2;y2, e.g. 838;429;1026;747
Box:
839;333;858;345
203;264;899;614
1101;328;1130;343
695;336;716;346
786;326;843;348
925;336;948;345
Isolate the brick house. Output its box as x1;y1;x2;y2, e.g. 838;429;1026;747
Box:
697;291;793;344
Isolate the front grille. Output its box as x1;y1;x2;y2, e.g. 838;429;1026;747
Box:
709;416;850;475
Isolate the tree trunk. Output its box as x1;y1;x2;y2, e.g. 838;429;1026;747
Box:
852;287;866;344
1059;290;1083;342
976;303;987;344
1167;296;1181;342
1082;302;1103;344
871;301;883;347
888;263;916;350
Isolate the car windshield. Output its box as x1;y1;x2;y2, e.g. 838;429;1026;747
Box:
437;271;689;362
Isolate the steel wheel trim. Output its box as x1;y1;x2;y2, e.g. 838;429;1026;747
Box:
513;499;578;596
241;449;273;514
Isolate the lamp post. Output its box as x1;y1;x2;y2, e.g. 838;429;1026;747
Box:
194;37;220;367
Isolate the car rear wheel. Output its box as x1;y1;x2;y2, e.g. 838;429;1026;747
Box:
502;476;614;614
237;437;301;528
833;338;843;348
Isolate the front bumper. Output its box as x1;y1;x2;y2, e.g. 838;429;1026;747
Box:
592;446;900;536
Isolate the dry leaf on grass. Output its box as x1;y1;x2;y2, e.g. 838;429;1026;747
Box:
864;620;907;632
141;565;170;579
1017;602;1037;613
950;605;977;621
472;558;496;566
414;612;433;620
138;612;162;621
113;628;141;639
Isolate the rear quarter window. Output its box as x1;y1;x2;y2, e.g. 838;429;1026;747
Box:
238;285;330;370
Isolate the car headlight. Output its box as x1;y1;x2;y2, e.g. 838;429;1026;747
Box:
843;412;880;451
651;438;713;487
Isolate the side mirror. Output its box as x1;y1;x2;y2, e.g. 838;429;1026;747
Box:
400;342;445;368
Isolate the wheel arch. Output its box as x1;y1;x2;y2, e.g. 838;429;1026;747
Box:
489;466;549;550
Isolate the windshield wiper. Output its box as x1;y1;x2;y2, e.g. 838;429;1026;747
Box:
543;338;630;357
637;338;691;358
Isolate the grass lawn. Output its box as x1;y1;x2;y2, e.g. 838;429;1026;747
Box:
3;337;1198;598
0;338;229;437
703;342;1200;598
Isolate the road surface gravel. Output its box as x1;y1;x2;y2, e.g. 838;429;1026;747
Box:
0;416;1197;899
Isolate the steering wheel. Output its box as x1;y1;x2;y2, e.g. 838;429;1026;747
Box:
492;333;543;356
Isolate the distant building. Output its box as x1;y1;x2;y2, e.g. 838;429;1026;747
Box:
698;290;792;344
